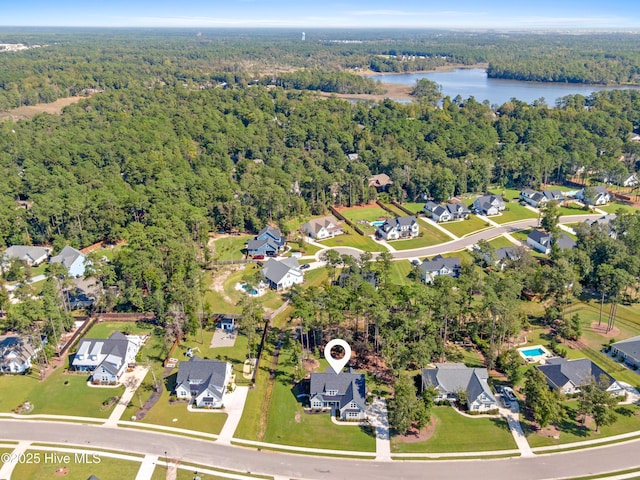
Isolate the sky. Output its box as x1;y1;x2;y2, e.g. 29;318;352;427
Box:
1;0;639;29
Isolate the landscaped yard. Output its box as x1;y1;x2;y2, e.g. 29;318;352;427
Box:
320;225;387;252
557;203;590;217
489;187;522;201
492;203;539;224
338;205;392;235
402;202;428;215
210;234;252;262
510;228;533;244
385;219;453;251
440;215;491;237
84;320;155;340
389;260;415;285
390;405;516;453
11;450;141;480
487;236;518;250
599;202;640;215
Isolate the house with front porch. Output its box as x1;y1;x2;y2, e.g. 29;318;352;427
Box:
520;189;565;208
472;195;506;216
576;186;611;206
72;331;140;384
174;356;233;408
536;357;625;396
421;363;498;412
424;202;470;223
301;216;344;240
419;255;461;283
309;368;367;420
0;335;42;374
376;216;419;240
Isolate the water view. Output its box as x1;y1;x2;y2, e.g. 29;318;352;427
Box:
368;68;640;106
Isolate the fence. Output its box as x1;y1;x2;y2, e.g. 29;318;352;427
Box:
329;206;365;236
96;312;156;323
56;316;95;359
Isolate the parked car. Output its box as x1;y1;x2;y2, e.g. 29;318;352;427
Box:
253;254;265;260
300;263;311;270
411;259;421;266
502;386;517;402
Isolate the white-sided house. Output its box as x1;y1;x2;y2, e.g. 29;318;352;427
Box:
520;189;564;208
419;255;461;283
301;215;344;240
421;363;498;412
0;335;42;374
72;332;140;384
174;356;233;408
309;368;367;420
376;216;419;240
2;245;50;267
527;230;576;255
622;174;639;187
261;257;303;291
537;357;625;396
576;186;611;206
610;336;640;370
472;195;506;216
426;202;470;223
50;245;87;277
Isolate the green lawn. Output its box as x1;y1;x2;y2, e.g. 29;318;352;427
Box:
320;225;387;252
0;362;124;418
11;450;141;480
389;260;415;285
492;203;539;224
510;229;533;244
489;187;522;201
386;219;452;251
84;321;155;340
390;406;516;453
525;402;640;448
210;235;252;262
338;205;392;235
303;267;329;288
151;467;242;480
402;202;427;215
440;215;491;237
488;236;517;250
290;242;322;257
599;202;640;214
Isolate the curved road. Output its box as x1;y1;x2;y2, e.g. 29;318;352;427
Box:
1;420;639;480
333;214;602;260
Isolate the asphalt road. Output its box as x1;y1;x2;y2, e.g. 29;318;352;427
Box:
1;420;639;480
334;214;603;260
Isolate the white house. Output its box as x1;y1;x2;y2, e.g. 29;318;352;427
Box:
537;358;625;396
472;195;506;216
261;257;304;290
622;174;639;187
0;335;42;373
419;255;461;283
301;216;344;240
50;245;87;277
376;216;419;240
72;332;140;384
422;363;498;412
424;202;470;223
527;229;576;255
174;357;233;408
520;189;564;208
309;368;367;420
576;186;611;206
2;245;50;267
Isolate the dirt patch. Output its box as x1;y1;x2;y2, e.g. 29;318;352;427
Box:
334;202;379;212
394;416;439;443
54;467;69;476
537;424;561;439
0;95;91;121
589;322;620;338
209;265;242;305
302;358;320;373
294;411;301;423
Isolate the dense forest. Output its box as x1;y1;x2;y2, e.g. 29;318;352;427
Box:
1;30;640;110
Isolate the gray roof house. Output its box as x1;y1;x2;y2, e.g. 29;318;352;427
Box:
494;247;522;270
420;255;461;283
309;368;367;420
587;214;617;238
527;230;576;254
472;195;506;216
2;245;50;267
50;245;87;277
261;257;303;290
421;363;498;412
520;189;564;208
536;357;624;395
610;336;640;369
301;215;344;240
0;334;42;374
376;216;419;241
174;356;233;408
425;202;470;223
368;173;393;191
72;332;140;384
576;186;611;206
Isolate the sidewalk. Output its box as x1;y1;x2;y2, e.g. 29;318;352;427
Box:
135;454;158;480
104;366;149;427
476;214;523;245
0;441;30;480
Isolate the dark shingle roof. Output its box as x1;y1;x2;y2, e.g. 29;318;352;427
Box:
379;216;416;233
611;336;640;364
175;356;229;401
421;363;496;405
309;368;366;410
50;245;84;270
419;255;460;274
537;358;615;390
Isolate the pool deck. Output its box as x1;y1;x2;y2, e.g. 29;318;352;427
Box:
517;344;553;364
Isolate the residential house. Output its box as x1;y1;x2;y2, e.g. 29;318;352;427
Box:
610;336;640;369
301;216;344;240
472;195;506;216
527;230;576;255
419;255;461;283
519;189;565;208
424;202;470;223
376;216;419;240
368;173;393;192
576;186;611;206
0;335;42;374
246;226;285;257
622;174;639;187
309;368;367;420
72;332;140;384
50;245;87;277
174;356;233;408
261;257;303;290
536;357;625;396
2;245;50;267
346;153;359;162
493;247;522;270
586;214;618;239
421;363;498;412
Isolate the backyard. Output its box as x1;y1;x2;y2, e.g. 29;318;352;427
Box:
440;215;491;237
337;204;393;235
209;234;251;262
319;225;386;252
492;202;539;224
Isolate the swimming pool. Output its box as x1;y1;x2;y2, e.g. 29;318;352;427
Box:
371;221;385;226
241;284;259;295
521;347;545;357
517;345;551;363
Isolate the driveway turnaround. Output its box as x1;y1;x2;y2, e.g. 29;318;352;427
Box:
3;420;640;480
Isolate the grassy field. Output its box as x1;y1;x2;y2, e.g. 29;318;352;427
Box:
85;321;155;340
600;202;640;214
11;451;141;480
440;215;491;237
210;235;251;262
510;229;533;244
320;225;387;252
525;402;640;448
557;203;591;216
390;406;516;453
492;203;539;224
489;188;521;201
389;260;415;285
290;242;322;257
488;236;517;250
402;202;427;215
384;218;453;251
338;205;392;235
303;267;329;288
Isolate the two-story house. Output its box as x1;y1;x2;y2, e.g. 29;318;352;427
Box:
424;202;470;223
422;363;498;412
246;226;286;257
72;332;140;384
419;255;461;283
261;257;304;290
309;368;367;420
301;216;344;240
376;216;419;240
520;189;565;208
472;195;506;216
174;356;233;408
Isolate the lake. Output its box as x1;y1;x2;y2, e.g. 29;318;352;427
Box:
367;68;639;106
